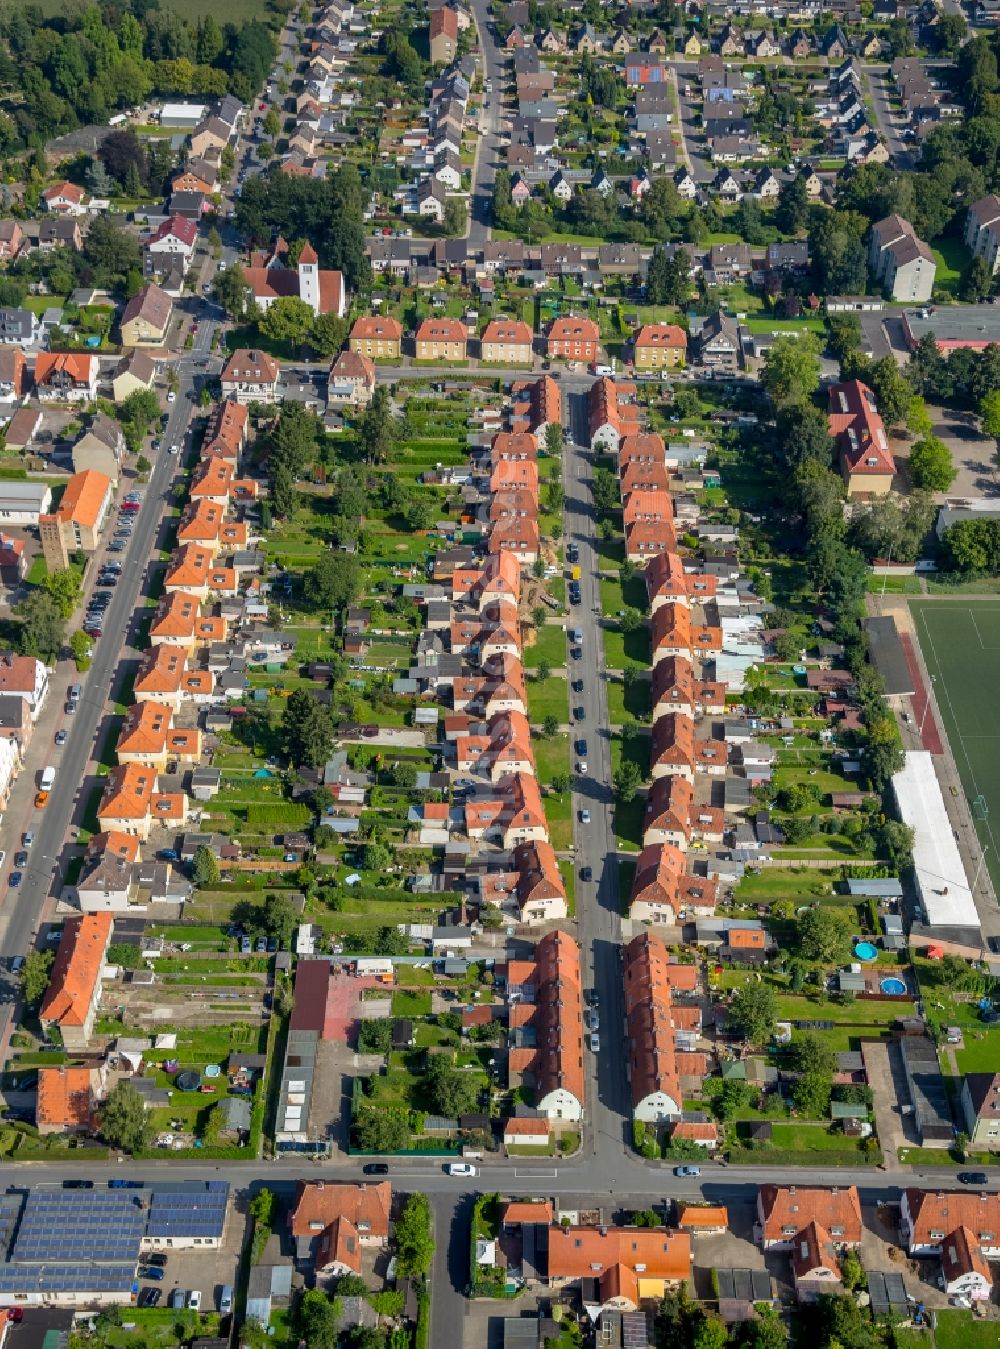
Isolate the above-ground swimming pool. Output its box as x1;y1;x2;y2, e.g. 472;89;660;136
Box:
854;942;878;961
880;977;907;995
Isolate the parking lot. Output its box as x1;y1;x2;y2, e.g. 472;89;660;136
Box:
137;1191;247;1314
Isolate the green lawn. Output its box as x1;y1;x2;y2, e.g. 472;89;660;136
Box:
734;868;837;904
607;675;652;723
955;1031;1000;1075
911;600;1000;897
931;238;968;298
935;1311;1000;1349
603;625;651;670
544;789;572;850
768;1123;867;1153
600;573;648;617
533;733;569;786
522;623;567;669
392;990;432;1017
527;675;569;724
614;798;645;853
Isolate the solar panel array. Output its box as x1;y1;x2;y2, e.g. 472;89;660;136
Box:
12;1191;145;1265
0;1182;232;1299
146;1182;229;1241
0;1263;137;1294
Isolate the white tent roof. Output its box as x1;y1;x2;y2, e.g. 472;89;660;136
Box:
892;751;979;929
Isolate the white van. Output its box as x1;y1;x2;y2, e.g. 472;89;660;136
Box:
40;767;55;791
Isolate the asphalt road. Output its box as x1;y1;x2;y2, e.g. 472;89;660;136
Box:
468;0;504;243
0;365;202;1008
564;392;632;1163
861;63;916;169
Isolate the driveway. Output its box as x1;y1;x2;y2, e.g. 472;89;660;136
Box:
861;1040;920;1167
927;409;1000;501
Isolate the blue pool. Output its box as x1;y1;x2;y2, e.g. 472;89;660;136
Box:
854;942;878;961
880;977;907;995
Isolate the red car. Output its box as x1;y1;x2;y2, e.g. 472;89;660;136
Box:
7;1308;22;1322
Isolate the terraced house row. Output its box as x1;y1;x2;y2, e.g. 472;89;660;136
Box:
75;399;258;883
415;376;586;1126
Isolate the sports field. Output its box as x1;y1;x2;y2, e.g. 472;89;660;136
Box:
910;600;1000;897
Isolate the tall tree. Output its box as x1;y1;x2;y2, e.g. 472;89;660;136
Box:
100;1081;149;1153
281;689;335;769
728;983;777;1045
908;435;956;491
760;333;821;407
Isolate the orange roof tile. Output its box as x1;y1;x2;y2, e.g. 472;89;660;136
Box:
503;1117;551;1136
676;1204;729;1230
36;1066;96;1130
165;544;213;588
760;1186;862;1245
51;469;111;530
503;1200;554;1224
150;592;200;641
117;702;171;758
39;913;113;1028
98;763;156;820
546;1225;690;1282
135;645;186;693
291;1182;391;1245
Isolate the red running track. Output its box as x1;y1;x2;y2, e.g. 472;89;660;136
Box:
900;631;943;755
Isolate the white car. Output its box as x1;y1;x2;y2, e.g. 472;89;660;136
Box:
446;1162;477;1177
166;391;176;403
187;1290;202;1312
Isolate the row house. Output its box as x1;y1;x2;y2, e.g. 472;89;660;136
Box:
96;762;188;842
642;774;725;851
506;930;584;1120
149;591;227;653
646;552;718;611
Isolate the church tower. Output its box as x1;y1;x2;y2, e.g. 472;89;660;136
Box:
297;241;320;316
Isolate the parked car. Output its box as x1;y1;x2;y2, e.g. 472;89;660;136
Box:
580;866;592;882
140;1267;164;1282
674;1165;701;1178
9;872;22;889
958;1172;989;1185
363;1163;389;1175
446;1162;477;1177
139;1288;161;1308
168;1289;186;1310
33;792;48;809
54;730;67;746
187;1291;202;1312
589;1033;600;1053
579;808;590;824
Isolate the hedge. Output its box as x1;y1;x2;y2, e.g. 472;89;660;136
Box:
726;1147;883;1167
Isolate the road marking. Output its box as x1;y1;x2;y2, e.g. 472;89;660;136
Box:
515;1168;557;1178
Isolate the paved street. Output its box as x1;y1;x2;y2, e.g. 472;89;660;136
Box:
861;63;916;168
468;0;504;243
564;392;632;1164
0;359;204;1044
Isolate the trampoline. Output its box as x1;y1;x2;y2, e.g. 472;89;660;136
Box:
175;1070;202;1092
880;977;907;995
854;942;878;961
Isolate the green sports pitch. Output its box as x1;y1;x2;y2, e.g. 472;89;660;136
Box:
910;599;1000;897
